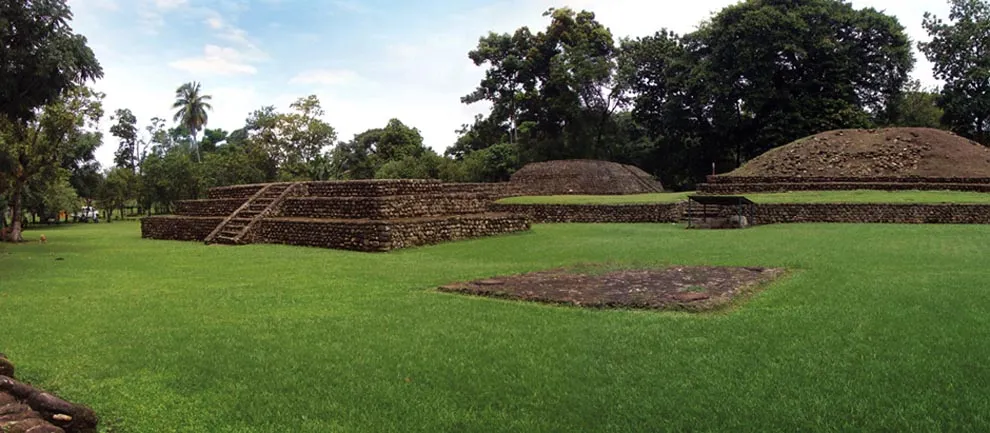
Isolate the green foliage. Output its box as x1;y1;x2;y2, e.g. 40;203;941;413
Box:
22;169;79;218
462;8;626;163
5;222;990;431
460;143;520;182
0;0;103;124
335;118;429;179
920;0;990;144
99;166;138;220
615;0;914;188
245;95;337;180
138;148;201;213
110;108;139;170
199;128;228;154
172;81;213;162
0;85;104;240
887;80;945;128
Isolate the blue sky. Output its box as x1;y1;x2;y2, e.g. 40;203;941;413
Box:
65;0;949;168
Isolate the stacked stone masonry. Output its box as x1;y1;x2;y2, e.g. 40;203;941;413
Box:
141;216;224;241
0;354;99;433
258;215;528;252
493;202;990;225
142;179;532;251
279;194;491;220
490;203;686;223
175;199;245;216
699;175;990;194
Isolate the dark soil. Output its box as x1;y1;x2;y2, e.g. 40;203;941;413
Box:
727;127;990;178
510;159;664;195
438;265;785;312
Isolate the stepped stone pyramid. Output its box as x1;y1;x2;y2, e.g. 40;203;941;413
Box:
140;179;530;252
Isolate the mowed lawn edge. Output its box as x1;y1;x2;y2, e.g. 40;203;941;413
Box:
1;221;988;432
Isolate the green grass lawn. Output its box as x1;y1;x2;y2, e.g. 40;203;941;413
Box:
497;189;990;205
3;221;990;432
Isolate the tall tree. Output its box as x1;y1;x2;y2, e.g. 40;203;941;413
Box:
171;81;213;162
887;80;945;128
920;0;990;144
333;119;428;179
0;0;103;124
245;95;337;180
0;86;104;241
617;0;913;188
110;108;139;171
463;8;625;163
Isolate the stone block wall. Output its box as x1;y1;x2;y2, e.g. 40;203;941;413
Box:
256;214;530;252
175;199;245;216
753;203;990;224
299;179;444;197
698;182;990;194
0;354;98;433
207;184;264;199
140;216;224;241
698;175;990;194
279;194;491;220
440;182;522;198
490;203;686;223
705;175;990;184
384;214;530;250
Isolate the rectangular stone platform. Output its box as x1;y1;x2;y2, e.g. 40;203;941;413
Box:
141;179;532;252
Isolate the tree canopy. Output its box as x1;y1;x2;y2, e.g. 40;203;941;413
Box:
920;0;990;144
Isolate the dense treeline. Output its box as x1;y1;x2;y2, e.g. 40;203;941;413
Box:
2;0;988;241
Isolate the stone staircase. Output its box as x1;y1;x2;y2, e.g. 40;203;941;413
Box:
205;182;297;245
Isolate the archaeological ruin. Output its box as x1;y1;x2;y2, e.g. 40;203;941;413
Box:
698;127;990;194
140;179;530;252
509;159;663;195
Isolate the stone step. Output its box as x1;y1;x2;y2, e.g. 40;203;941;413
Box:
214;235;238;244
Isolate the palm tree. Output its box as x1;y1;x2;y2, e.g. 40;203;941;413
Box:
171;81;213;162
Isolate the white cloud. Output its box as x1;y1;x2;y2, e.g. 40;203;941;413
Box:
206;17;224;29
289;69;363;86
169;45;258;75
154;0;187;9
77;0;954;170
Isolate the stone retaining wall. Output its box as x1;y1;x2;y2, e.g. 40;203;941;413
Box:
140;216;224;241
490;203;686;223
493;202;990;225
257;214;529;252
175;199;245;216
440;182;522;198
753;203;990;224
207;184;264;199
299;179;443;197
706;175;990;184
0;354;98;433
279;194;491;220
698;182;990;194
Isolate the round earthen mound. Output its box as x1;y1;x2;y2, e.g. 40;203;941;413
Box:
510;159;663;195
727;127;990;178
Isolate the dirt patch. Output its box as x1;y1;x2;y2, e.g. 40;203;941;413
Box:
438;264;785;312
509;159;663;195
727;127;990;178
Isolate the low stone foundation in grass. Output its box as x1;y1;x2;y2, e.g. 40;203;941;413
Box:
0;354;99;433
438;264;785;312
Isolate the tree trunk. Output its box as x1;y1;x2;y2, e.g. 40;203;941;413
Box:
8;183;24;242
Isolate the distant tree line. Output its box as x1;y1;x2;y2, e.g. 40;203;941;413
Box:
2;0;990;242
